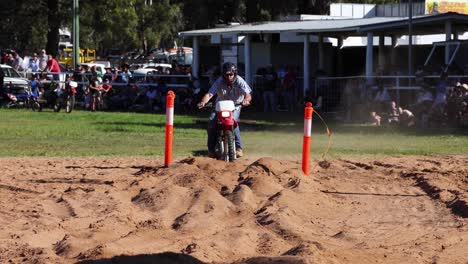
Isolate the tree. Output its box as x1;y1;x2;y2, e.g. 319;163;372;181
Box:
134;0;182;53
46;0;60;57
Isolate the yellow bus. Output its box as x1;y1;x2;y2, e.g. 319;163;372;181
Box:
59;48;96;67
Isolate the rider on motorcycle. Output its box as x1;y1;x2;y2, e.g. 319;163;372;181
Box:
197;62;252;158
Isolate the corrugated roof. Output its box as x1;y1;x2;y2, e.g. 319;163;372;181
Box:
358;12;468;32
179;12;468;37
179;17;406;37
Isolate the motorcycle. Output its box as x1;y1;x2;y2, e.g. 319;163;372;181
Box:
0;82;34;109
1;91;19;108
53;80;77;113
29;90;42;111
213;100;239;162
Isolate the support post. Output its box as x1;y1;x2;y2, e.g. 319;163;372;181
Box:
337;36;343;76
303;34;310;97
366;32;374;84
408;0;413;75
72;0;79;70
391;35;397;71
244;34;251;86
318;34;324;70
192;36;199;78
378;34;385;71
445;20;452;65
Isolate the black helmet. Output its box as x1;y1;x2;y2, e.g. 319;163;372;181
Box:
222;62;237;76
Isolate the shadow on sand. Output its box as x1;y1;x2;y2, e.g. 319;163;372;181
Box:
76;252;205;264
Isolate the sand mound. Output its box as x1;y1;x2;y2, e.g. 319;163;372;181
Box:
0;155;466;264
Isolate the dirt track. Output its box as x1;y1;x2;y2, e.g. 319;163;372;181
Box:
0;155;467;264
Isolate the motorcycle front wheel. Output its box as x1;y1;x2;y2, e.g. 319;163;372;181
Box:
223;130;236;162
31;101;41;112
53;100;61;112
66;95;75;113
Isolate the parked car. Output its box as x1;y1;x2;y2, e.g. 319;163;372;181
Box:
0;64;33;108
94;60;111;68
132;63;172;81
79;63;107;74
1;64;31;90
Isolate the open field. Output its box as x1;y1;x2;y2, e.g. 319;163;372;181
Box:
0;109;467;264
0;109;467;158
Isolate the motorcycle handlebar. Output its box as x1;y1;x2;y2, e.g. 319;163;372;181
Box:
198;102;243;110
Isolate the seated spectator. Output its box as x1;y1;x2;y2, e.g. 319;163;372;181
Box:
369;111;381;126
399;108;415;127
387;101;400;124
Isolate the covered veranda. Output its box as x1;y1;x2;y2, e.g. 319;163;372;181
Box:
180;12;468;97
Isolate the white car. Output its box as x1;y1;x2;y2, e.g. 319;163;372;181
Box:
93;61;111;68
79;63;107;74
132;63;172;73
132;63;172;81
0;64;31;90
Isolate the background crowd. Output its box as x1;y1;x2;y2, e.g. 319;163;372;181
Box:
1;48;467;128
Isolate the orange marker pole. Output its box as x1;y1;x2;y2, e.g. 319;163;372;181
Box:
165;91;176;167
302;102;313;176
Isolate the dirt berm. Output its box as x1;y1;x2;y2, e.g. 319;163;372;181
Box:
0;155;466;263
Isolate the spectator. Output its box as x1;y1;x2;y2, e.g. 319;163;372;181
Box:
39;49;48;71
431;70;448;111
342;78;359;122
88;72;102;112
399;108;415;127
30;74;40;98
117;63;132;83
277;64;287;80
387;101;400;124
262;65;278;112
373;84;391;113
6;53;14;66
11;52;23;71
281;66;297;111
145;83;158;112
45;55;61;74
0;65;4;91
369;111;381;126
315;69;330;99
28;53;40;72
413;85;434;127
1;50;7;64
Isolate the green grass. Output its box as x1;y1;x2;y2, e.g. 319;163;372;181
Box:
0;109;466;158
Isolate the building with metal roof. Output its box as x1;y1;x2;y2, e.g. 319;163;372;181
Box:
179;3;468;96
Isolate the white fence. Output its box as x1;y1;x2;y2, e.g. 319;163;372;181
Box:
16;70;466;115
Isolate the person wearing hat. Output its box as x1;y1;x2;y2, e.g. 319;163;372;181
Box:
29;53;40;72
197;62;252;158
39;49;48;71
